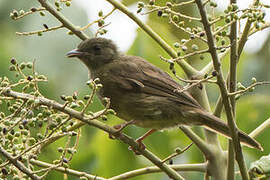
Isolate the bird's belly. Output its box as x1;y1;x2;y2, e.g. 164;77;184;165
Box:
100;92;188;129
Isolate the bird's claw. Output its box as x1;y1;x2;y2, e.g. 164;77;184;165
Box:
113;124;123;130
109;121;135;140
128;139;146;155
136;139;146;150
108;133;116;140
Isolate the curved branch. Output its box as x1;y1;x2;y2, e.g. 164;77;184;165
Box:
109;163;206;180
37;0;89;40
249;117;270;138
179;126;211;155
31;159;106;180
40;121;86;150
31;158;206;180
16;25;64;36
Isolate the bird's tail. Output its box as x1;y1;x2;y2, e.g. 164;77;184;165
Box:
190;109;263;151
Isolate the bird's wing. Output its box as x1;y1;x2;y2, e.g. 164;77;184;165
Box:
108;55;201;108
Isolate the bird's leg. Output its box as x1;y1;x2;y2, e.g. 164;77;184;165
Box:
109;120;135;139
136;129;157;149
129;129;157;154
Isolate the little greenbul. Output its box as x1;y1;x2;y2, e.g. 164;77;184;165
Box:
67;37;262;151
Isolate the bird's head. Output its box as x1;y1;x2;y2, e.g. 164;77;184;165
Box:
67;38;119;70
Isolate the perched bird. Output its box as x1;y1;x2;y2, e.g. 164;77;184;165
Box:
67;38;262;151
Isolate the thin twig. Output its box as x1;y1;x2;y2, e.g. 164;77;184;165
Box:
0;146;41;180
37;0;88;40
168;15;207;43
31;159;106;180
174;49;209;61
228;81;270;96
144;5;201;21
174;0;196;7
162;143;193;163
249;117;270;138
16;25;64;36
31;158;206;180
12;7;46;20
179;126;211;155
80;8;116;31
176;75;216;93
109;163;206;180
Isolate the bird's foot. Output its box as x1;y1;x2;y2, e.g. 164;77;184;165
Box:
108;120;135;139
108;133;116;140
128;129;157;155
128;138;146;155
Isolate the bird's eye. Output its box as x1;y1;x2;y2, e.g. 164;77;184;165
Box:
93;44;101;51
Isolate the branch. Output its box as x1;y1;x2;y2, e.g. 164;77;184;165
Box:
31;159;206;180
167;14;207;44
175;74;216;93
37;0;88;40
0;146;41;180
109;163;206;180
2;89;184;180
249;22;270;36
179;126;227;180
31;159;106;180
173;49;209;61
80;8;116;31
16;25;64;36
162;143;193;163
179;126;212;155
249;117;270;138
194;0;249;179
227;0;238;178
39;120;86;150
228;81;270;96
12;7;46;20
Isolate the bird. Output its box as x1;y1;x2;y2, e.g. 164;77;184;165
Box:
66;37;262;151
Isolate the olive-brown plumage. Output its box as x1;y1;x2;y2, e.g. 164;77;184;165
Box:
67;38;262;150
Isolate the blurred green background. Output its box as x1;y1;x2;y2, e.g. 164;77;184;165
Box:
0;0;270;179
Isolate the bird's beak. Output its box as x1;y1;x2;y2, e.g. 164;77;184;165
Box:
66;49;83;58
